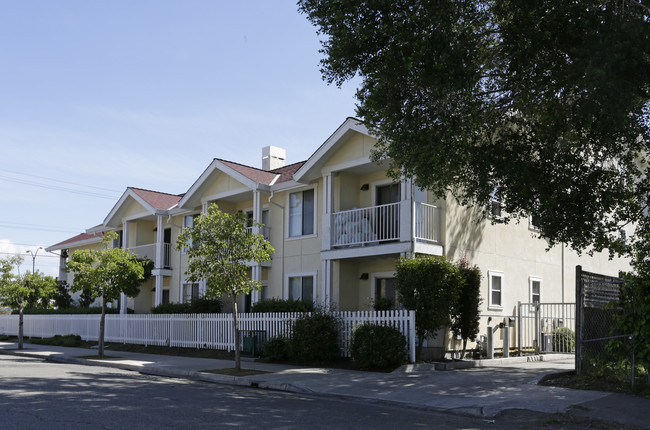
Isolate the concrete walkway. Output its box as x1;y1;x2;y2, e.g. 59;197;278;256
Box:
0;341;647;427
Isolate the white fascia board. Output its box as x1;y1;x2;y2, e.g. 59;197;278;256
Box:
200;186;252;204
269;179;304;193
294;118;371;182
213;160;264;190
320;156;373;175
47;236;103;252
177;160;221;209
103;189;156;227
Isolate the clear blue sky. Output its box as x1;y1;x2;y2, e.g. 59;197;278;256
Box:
0;1;358;276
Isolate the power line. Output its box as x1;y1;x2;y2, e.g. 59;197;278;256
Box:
0;251;60;258
0;221;80;234
0;168;121;193
0;174;119;199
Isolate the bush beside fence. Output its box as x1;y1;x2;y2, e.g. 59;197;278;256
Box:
0;310;416;362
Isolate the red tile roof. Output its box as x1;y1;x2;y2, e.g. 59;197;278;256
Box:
130;187;183;210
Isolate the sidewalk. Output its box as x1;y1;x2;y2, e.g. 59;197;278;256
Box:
0;341;647;427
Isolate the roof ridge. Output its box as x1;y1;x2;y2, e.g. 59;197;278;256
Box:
129;186;183;197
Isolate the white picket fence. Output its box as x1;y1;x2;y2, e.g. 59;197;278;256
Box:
0;310;416;362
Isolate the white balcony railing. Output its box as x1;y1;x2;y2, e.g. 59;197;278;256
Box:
332;202;401;247
332;201;440;248
129;243;172;269
245;225;271;240
414;202;440;243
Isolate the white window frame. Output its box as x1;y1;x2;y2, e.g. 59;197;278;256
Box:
370;271;398;310
286;186;317;239
182;213;200;253
529;214;541;231
371;179;402;206
529;276;542;304
182;282;200;304
285;271;317;302
488;270;504;310
489;188;503;219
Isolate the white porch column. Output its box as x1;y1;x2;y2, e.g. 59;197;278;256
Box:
251;190;263;304
154;215;164;306
321;173;334;251
120;221;130;314
322;259;332;310
400;177;413;243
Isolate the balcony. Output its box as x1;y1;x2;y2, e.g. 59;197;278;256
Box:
245;225;271;241
129;243;172;269
327;202;441;258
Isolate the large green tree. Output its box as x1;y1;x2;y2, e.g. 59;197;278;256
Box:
299;0;650;255
66;232;150;358
0;256;57;349
176;204;274;371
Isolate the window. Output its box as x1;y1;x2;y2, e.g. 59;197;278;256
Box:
488;271;504;309
375;278;397;309
246;209;270;240
288;275;314;302
183;214;199;251
489;188;503;219
162;290;170;305
529;277;541;304
184;282;200;303
112;230;123;249
289;189;314;237
529;213;541;231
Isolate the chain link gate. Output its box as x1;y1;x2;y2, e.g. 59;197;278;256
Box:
575;265;626;376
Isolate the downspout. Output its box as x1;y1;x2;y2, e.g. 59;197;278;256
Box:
269;191;285;298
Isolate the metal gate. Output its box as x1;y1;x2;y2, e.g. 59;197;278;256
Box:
575;265;625;375
517;302;576;355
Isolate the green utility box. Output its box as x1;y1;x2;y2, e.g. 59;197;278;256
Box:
241;330;267;357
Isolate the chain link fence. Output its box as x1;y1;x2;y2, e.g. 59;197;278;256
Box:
575;266;633;380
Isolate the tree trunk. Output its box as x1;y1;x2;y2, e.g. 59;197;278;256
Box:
232;296;240;372
98;296;106;358
18;307;24;350
416;333;424;361
461;338;468;360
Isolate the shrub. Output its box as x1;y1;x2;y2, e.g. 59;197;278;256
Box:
552;327;575;352
31;334;83;347
262;336;291;361
351;323;407;371
372;297;394;311
251;298;314;313
290;311;340;362
19;307;118;315
151;298;221;314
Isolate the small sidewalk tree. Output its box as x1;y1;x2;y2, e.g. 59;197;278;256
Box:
66;232;151;358
0;256;57;349
395;256;463;359
176;203;274;371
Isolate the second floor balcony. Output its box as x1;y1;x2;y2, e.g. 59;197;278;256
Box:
129;243;172;270
326;201;442;257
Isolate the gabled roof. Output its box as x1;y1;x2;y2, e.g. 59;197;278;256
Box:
130;187;183;211
294;117;372;182
104;187;182;227
45;230;103;251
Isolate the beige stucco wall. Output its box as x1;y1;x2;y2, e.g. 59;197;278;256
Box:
323;132;375;168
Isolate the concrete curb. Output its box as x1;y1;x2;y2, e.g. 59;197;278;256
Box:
393;354;575;372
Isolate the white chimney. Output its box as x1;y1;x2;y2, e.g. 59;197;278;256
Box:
262;146;286;170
